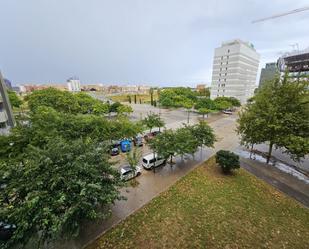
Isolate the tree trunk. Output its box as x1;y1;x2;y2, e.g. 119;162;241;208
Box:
266;142;273;164
187;110;190;124
250;144;254;159
170;155;173;167
202;114;205;120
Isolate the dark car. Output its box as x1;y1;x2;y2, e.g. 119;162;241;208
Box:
133;135;143;146
0;222;16;241
110;147;119;156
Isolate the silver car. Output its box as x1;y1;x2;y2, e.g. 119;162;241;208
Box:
119;165;141;181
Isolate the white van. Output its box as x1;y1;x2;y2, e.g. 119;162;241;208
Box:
142;153;166;169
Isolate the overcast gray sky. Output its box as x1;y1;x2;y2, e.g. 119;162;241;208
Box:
1;0;308;86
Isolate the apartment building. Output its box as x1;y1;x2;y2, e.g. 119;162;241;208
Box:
210;39;260;104
67;77;81;92
259;62;278;88
277;48;309;81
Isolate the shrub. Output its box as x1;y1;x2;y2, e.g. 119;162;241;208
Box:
215;150;240;174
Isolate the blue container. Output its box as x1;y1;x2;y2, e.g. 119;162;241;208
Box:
121;140;131;152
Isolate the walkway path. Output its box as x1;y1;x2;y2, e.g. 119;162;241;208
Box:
240;157;309;207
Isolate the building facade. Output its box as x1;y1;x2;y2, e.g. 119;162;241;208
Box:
259;62;278;88
277;48;309;81
67;77;81;92
210;39;260;104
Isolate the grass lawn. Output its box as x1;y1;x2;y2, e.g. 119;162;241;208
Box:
87;157;309;249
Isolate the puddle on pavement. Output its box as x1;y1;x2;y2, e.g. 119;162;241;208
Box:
235;149;309;184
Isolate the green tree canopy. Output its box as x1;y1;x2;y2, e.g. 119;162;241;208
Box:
237;77;309;163
187;121;216;149
0;137;122;248
25;88;108;115
7;90;23;108
159;87;197;107
142;112;165;132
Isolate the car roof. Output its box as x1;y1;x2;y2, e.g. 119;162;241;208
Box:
142;153;158;160
120;165;132;174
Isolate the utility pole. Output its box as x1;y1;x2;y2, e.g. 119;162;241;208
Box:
0;71;15;127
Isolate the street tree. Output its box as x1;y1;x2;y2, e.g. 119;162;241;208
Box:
142;112;165;132
188;121;216;150
149;129;176;165
237;76;309;163
174;127;199;160
0;137;122;249
182;99;194;123
7;90;23;108
198;108;211;120
117;105;133;116
126;148;141;171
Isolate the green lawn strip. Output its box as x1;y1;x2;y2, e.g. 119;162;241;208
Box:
87;157;309;249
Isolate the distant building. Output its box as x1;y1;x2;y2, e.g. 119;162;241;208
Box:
210;39;260;104
196;84;206;92
67;77;81;92
259;62;278;88
0;73;15;134
277;48;309;81
4;78;12;90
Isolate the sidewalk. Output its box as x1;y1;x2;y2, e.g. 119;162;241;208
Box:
240;157;309;207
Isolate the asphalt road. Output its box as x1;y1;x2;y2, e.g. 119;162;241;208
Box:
51;106;308;249
54;112;239;249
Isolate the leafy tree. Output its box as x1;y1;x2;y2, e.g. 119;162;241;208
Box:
237;77;309;163
149;88;154;106
182;99;194;123
142;112;165;132
7;90;23;108
117;105;133;116
194;98;216;110
74;92;108;115
126;148;141;171
214;100;231;111
0;137;122;248
109;102;122;113
148;130;176;164
215;150;240;174
187;121;216;149
25;88;108;115
215;97;241;107
174;127;199;160
159;87;197;108
198;108;211;120
127;95;132;104
25;88;80;114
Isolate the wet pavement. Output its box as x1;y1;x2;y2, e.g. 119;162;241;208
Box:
240;157;309;207
53;112;239;249
51;107;308;249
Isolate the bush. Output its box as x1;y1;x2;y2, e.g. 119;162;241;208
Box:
215;150;240;174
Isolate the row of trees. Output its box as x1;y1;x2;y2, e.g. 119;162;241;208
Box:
25;88;133;116
237;76;309;163
0;89;141;248
148;121;216;165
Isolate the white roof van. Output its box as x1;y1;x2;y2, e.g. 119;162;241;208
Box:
142;153;166;169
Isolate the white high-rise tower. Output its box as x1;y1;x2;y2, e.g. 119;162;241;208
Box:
210;39;260;104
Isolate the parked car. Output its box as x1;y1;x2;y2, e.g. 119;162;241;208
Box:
133;135;143;147
120;139;131;152
142;153;166;169
144;131;161;142
0;221;16;241
119;165;141;181
222;109;233;115
110;147;119;156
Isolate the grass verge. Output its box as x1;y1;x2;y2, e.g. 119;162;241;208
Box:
87;157;309;249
